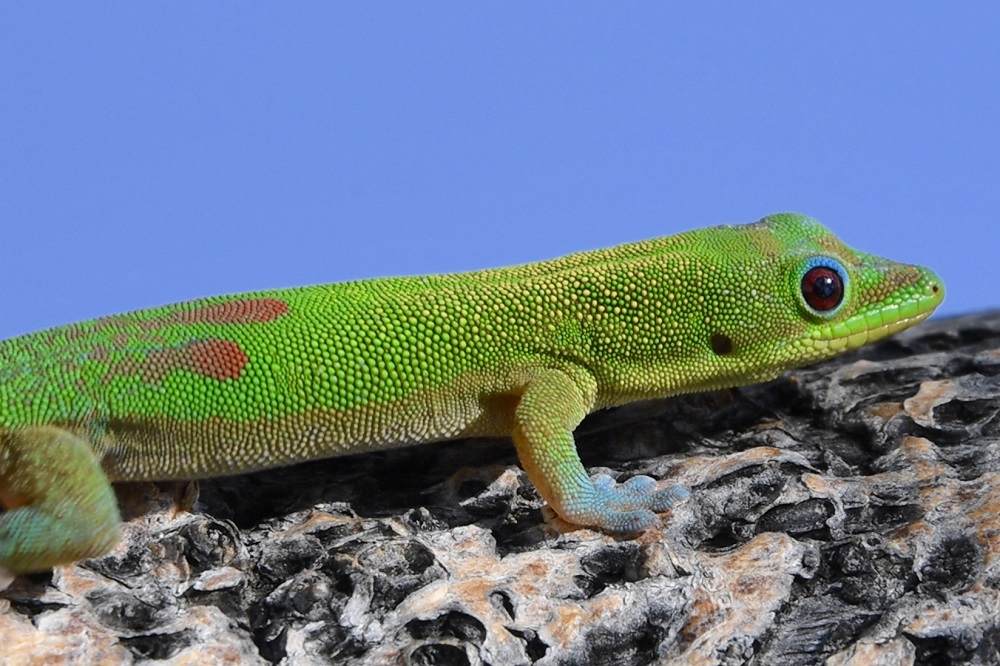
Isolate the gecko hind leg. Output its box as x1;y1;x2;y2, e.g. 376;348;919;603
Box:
0;425;121;575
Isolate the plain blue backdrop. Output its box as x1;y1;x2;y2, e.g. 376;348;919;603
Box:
1;4;995;339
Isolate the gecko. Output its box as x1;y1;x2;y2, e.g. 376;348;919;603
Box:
0;214;943;575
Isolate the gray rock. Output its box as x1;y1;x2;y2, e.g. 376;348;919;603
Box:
3;312;1000;665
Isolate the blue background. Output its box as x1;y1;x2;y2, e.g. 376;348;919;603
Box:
1;4;995;339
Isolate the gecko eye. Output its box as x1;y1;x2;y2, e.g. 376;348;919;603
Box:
802;267;843;311
799;258;847;315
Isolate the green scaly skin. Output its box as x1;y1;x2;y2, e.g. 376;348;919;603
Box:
0;214;944;573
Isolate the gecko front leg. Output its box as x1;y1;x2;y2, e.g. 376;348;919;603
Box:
510;367;688;532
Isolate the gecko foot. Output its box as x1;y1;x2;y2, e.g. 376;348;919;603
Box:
560;474;690;533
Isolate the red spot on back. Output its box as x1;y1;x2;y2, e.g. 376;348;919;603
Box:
175;298;290;325
142;338;249;382
186;339;249;381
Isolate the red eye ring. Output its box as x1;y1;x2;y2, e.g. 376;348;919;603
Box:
801;266;844;312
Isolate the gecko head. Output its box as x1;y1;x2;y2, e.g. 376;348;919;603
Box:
709;213;945;379
559;213;942;402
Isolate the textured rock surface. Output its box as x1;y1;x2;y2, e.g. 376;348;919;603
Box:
3;312;1000;665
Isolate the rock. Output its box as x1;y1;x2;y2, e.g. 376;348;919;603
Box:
3;312;1000;665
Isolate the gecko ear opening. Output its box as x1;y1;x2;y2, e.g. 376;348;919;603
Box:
710;333;733;356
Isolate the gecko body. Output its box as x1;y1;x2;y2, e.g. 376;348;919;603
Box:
0;214;944;573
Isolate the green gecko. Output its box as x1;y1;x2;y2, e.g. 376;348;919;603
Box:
0;214;943;575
